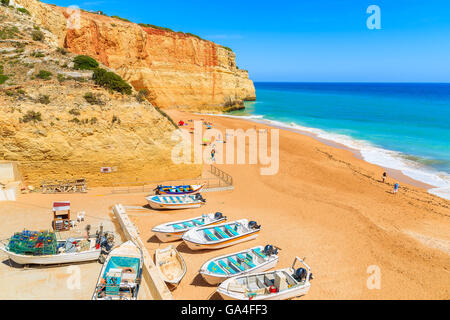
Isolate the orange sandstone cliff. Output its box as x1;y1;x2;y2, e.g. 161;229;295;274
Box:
16;0;256;111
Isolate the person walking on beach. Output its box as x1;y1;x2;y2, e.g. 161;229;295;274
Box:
393;183;399;194
382;172;387;183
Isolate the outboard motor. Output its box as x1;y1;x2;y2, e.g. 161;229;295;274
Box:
294;268;308;282
194;193;206;202
214;212;223;220
248;221;261;230
263;244;278;256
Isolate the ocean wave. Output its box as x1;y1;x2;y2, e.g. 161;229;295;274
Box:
225;114;450;200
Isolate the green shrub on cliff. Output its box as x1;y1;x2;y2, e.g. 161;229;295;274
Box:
222;46;233;52
36;70;52;80
111;15;130;23
0;74;9;84
31;30;44;42
17;8;30;15
21;111;42;123
138;23;174;32
92;68;132;95
73;55;99;70
1;0;9;7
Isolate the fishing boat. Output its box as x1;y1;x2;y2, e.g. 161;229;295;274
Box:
0;230;108;265
146;194;206;210
182;219;261;251
154;184;205;195
92;241;143;300
199;245;279;285
152;212;227;242
155;245;187;286
217;257;313;300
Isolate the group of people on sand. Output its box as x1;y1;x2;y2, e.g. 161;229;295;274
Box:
382;171;400;194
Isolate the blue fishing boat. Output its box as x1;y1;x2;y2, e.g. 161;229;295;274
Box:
154;184;205;195
92;241;143;300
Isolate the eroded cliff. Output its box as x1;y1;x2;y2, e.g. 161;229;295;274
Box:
0;4;201;187
15;0;256;111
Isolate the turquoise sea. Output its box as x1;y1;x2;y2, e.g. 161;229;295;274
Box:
232;83;450;200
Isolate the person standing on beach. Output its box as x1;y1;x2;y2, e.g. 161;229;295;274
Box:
393;183;399;194
211;147;216;163
382;172;387;183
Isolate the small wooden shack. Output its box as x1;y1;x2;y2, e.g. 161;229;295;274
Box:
52;201;71;232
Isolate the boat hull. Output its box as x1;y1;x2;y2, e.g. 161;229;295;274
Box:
1;246;100;265
147;201;202;210
200;258;279;285
153;218;227;243
155;246;187;286
183;232;259;251
154;231;186;243
217;283;311;300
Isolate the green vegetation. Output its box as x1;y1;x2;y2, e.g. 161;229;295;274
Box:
1;0;9;6
222;46;233;52
56;47;68;55
31;51;45;58
36;70;52;80
69;117;80;124
83;92;102;105
92;68;132;95
154;107;178;129
73;55;99;70
21;111;42;123
136;89;149;102
17;7;30;15
138;23;174;32
31;30;44;42
0;64;8;84
0;26;20;40
69;108;81;116
111;15;130;23
37;95;50;104
0;74;9;84
111;115;121;124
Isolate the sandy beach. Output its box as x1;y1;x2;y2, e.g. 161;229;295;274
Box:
0;110;449;300
134;109;449;300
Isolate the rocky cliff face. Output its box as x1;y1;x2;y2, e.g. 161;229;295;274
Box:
16;0;256;111
0;5;201;187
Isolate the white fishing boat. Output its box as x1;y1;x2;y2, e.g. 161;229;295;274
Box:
92;241;143;300
0;237;101;265
146;194;206;210
199;245;279;285
182;219;261;251
155;245;187;286
217;257;313;300
152;212;227;242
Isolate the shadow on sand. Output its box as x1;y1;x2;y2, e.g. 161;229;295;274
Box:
176;242;210;255
190;273;217;288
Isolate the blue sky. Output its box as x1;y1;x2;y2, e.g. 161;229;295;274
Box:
42;0;450;82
